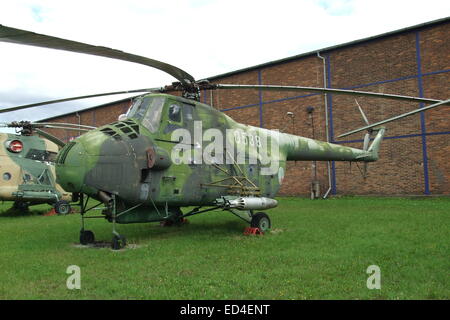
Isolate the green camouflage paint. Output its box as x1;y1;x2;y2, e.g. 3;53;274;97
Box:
56;93;385;224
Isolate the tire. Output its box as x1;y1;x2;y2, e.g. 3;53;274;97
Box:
54;200;71;215
111;235;126;250
80;230;95;245
71;193;80;203
13;201;29;211
250;212;271;233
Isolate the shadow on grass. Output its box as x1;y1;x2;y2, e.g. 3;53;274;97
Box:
107;217;248;243
66;218;250;251
0;207;48;217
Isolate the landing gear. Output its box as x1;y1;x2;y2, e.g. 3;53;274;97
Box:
109;194;128;250
76;193;131;250
13;201;29;212
111;234;127;250
79;229;95;245
54;200;71;215
250;212;271;233
225;208;272;234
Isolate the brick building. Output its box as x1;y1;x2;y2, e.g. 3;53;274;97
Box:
40;18;450;196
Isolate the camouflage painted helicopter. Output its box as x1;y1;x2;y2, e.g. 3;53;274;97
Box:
1;25;448;249
0;121;94;213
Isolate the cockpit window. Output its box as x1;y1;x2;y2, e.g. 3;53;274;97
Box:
25;149;58;163
143;97;165;133
127;96;165;133
168;104;182;122
127;97;147;120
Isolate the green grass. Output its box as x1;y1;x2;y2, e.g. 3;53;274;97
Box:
0;196;448;300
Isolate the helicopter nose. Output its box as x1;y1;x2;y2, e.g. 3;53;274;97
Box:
55;141;86;192
56;129;133;196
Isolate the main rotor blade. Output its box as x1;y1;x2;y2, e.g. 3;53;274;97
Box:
42;125;91;132
213;84;448;105
0;88;160;114
37;122;97;129
1;121;96;129
34;128;65;147
338;99;450;138
0;25;195;85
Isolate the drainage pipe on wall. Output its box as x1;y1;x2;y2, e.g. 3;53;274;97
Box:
316;51;332;199
76;111;81;138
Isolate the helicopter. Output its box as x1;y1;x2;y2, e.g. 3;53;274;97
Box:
0;25;448;249
0;121;95;213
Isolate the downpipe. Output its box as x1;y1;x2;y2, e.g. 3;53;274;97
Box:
317;51;332;199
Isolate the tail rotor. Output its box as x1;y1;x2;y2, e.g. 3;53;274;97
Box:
355;99;372;178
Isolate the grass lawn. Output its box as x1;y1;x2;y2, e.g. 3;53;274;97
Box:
0;196;448;300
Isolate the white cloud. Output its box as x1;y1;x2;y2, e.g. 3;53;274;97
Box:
0;0;448;127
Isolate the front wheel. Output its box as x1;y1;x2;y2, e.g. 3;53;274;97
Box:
80;230;95;245
250;212;271;233
111;235;127;250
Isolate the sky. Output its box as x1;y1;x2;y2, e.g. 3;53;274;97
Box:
0;0;449;131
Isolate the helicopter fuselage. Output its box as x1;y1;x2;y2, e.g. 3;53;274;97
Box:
55;93;384;223
0;132;71;206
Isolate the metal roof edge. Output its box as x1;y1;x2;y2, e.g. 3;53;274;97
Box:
206;16;450;80
36;95;140;122
36;17;449;121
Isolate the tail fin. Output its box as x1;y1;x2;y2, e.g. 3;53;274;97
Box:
351;100;386;162
364;127;386;162
352;127;385;179
367;127;386;160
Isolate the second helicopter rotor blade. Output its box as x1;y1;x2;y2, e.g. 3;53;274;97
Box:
37;122;97;129
212;84;448;106
34;128;66;147
0;25;196;85
42;125;91;132
338;99;450;138
0;88;161;114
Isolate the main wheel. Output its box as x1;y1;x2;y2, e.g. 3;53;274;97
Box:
80;230;95;245
13;201;29;212
54;200;71;215
111;235;127;250
250;212;271;233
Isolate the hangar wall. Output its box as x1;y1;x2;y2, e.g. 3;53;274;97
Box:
41;18;450;196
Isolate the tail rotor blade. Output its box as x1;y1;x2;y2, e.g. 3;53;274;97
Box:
363;133;370;151
355;99;370;126
363;162;369;179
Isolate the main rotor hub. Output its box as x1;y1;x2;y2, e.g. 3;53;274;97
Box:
8;121;34;135
165;79;217;101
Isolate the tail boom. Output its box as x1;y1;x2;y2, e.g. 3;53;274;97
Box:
281;127;385;162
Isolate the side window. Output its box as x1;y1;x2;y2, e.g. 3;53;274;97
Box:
168;104;182;123
25;149;58;163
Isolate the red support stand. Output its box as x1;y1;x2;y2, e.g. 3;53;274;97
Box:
243;227;264;235
43;208;76;216
44;209;57;216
